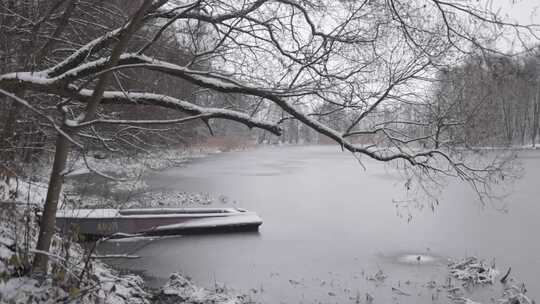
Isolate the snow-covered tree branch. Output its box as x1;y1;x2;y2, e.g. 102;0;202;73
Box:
1;0;538;276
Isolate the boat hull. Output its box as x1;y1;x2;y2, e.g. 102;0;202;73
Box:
54;208;262;238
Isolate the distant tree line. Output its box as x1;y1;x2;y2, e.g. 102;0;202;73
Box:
417;50;540;148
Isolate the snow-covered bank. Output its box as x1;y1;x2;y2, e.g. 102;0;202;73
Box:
0;183;149;304
61;146;239;210
0;177;253;304
1;146;254;304
65;147;209;179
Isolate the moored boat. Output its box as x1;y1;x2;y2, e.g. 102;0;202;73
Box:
54;207;262;238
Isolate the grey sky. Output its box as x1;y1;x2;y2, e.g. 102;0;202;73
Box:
498;0;540;24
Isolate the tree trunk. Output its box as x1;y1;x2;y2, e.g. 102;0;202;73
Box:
32;130;70;274
1;102;21;147
532;98;539;147
1;86;25;151
31;0;153;275
503;104;513;144
520;115;527;146
434;122;441;149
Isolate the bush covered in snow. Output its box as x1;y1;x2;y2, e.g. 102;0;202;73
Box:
448;257;498;284
0;180;150;304
153;273;254;304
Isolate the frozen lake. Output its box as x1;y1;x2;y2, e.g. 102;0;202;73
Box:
98;145;540;303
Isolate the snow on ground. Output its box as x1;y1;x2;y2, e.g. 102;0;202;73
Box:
153;273;254;304
0;147;252;304
0;178;48;206
0;183;150;304
61;146;236;211
0;201;258;304
65;147;210;179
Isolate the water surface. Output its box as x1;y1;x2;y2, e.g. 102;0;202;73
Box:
98;146;540;303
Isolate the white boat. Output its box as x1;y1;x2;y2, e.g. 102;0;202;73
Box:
54;208;262;238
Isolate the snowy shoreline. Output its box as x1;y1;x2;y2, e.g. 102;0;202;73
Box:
0;147;255;304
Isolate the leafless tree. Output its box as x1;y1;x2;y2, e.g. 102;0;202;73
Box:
427;48;540;148
0;0;539;274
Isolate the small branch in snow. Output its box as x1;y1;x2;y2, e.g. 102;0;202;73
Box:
391;287;411;296
500;267;512;284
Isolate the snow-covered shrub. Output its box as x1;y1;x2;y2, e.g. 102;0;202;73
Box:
0;181;150;304
448;257;498;284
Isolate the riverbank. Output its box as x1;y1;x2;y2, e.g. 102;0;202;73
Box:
0;181;150;304
0;147;254;304
62;145;247;210
0;198;256;304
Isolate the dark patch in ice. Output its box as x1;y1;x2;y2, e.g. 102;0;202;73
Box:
379;251;447;266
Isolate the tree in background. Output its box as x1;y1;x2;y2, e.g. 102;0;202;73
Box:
0;0;539;274
426;48;540;147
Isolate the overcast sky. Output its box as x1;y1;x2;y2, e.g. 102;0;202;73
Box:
497;0;540;24
478;0;540;52
484;0;540;24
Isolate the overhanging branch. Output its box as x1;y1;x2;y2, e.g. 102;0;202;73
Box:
75;89;282;135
